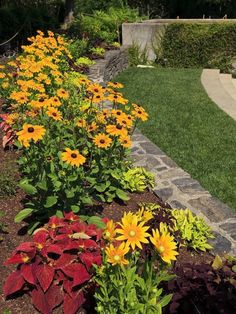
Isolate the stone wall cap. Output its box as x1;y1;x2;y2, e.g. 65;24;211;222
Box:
123;19;236;25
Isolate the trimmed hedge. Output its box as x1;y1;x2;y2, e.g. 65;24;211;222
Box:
161;23;236;71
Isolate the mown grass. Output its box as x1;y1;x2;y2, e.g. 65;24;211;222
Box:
115;67;236;210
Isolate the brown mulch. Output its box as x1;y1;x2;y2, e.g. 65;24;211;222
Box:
0;129;213;314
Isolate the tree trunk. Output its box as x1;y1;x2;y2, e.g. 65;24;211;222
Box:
64;0;75;24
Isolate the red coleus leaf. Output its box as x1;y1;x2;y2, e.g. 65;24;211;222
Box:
31;284;63;314
45;244;64;256
35;264;54;292
62;263;91;287
64;212;79;222
79;252;102;269
5;252;33;265
16;242;36;253
55;253;76;268
63;291;85;314
21;264;37;285
33;229;48;249
47;216;64;229
3;270;25;297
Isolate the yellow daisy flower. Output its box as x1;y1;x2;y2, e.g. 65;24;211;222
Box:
61;148;86;167
93;133;112;149
17;124;46;144
116;213;150;250
105;242;129;266
118;135;132;148
57;88;69;99
103;220;117;242
150;223;178;264
46;107;62;121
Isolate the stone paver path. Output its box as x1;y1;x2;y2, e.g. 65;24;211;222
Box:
89;56;236;255
201;69;236;120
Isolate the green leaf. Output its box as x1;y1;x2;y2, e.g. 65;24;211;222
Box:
71;205;80;213
37;180;47;191
87;216;106;229
80;195;93;205
55;210;64;217
116;189;130;201
65;189;75;198
159;294;173;307
14;208;34;223
19;180;37;195
44;196;58;208
27;221;41;235
94;184;107;192
232;265;236;273
212;255;223;270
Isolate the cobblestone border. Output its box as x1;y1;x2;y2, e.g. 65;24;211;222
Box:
88;51;236;255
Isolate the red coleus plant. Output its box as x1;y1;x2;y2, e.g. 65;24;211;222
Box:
0;114;16;148
3;212;104;314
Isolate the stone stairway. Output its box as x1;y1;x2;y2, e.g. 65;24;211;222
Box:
201;69;236;120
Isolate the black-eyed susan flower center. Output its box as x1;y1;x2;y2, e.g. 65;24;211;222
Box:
116;125;122;130
100;139;105;144
129;230;136;237
52;112;57;117
71;153;77;158
39;98;44;102
94;88;99;93
114;95;118;99
28;127;35;133
138;110;142;114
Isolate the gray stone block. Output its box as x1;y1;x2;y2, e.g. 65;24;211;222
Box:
189;196;235;222
209;232;232;254
220;222;236;241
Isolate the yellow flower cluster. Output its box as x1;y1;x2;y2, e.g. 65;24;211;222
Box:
0;30;149;160
104;211;178;266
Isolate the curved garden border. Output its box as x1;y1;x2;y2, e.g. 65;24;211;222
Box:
88;49;236;255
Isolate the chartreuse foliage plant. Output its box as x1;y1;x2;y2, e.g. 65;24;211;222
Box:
121;167;155;192
90;47;105;57
3;213;104;314
95;211;178;313
0;31;149;229
170;209;214;252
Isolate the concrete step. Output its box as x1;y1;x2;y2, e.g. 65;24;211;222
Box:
201;69;236;121
219;73;236;102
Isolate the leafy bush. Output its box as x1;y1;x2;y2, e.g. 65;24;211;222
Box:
128;43;149;66
4;213;104;314
170;209;214;251
67;38;89;59
121;167;155;192
69;7;143;45
167;255;236;313
75;56;95;66
90;47;105;57
161;23;236;71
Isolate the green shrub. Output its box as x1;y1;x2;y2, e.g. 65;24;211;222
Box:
69;7;143;45
170;209;214;252
161;23;236;71
128;43;149;66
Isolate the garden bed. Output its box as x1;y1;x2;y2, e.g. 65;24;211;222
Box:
0;31;235;314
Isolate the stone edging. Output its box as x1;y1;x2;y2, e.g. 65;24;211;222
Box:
88;48;129;83
88;51;236;255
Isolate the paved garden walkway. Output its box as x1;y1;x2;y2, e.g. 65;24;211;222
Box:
89;57;236;255
201;69;236;120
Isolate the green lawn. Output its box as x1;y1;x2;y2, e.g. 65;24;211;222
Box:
115;67;236;210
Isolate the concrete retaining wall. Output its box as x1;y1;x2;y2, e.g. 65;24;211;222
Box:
122;19;236;60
